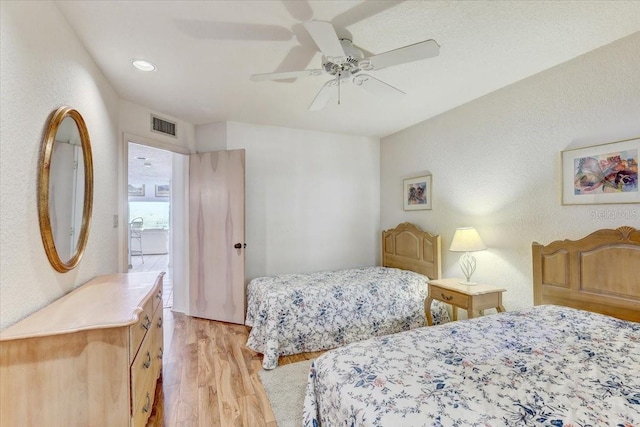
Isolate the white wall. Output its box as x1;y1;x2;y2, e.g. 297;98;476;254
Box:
195;122;227;153
119;99;196;153
117;101;197;312
381;32;640;314
0;1;120;329
222;122;381;281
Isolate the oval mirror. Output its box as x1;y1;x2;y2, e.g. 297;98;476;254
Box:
38;107;93;272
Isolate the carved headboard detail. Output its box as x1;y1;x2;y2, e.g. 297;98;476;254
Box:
382;222;441;280
533;226;640;322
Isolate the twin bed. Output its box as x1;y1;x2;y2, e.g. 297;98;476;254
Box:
302;226;640;425
245;223;450;369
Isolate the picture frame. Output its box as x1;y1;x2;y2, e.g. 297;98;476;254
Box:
403;175;432;210
128;183;145;197
561;137;639;205
155;184;170;197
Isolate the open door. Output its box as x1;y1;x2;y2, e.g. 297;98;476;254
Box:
188;149;245;323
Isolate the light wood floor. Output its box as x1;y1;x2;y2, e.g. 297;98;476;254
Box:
132;255;325;426
130;254;173;308
146;309;324;426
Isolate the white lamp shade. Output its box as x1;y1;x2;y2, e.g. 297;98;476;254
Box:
449;227;487;252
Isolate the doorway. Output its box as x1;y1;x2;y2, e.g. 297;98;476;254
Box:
127;142;175;308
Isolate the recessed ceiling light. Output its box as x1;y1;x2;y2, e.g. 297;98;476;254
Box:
132;60;156;72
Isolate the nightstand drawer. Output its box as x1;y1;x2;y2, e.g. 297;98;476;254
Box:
430;285;469;309
425;278;506;326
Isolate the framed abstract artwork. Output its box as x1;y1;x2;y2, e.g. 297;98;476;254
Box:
403;175;432;210
562;137;639;205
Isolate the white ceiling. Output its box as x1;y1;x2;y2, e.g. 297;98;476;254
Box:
56;1;640;138
128;143;173;183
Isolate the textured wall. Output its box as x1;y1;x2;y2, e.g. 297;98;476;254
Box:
119;99;196;153
0;1;120;329
225;122;381;281
381;33;640;314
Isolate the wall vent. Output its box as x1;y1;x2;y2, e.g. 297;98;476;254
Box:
151;115;177;137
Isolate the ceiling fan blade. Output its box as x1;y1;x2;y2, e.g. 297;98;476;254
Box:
363;39;440;70
251;69;323;82
352;43;375;59
303;20;346;61
282;0;313;21
309;80;338;111
269;45;318;83
353;74;405;97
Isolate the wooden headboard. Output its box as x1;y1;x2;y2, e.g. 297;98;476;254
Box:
382;222;441;280
532;226;640;323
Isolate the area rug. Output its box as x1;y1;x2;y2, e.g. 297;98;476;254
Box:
259;359;313;427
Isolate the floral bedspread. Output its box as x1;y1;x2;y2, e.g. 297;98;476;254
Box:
245;267;450;370
303;305;640;426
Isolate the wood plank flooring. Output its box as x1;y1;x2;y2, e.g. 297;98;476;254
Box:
129;254;173;308
133;256;324;426
146;309;324;427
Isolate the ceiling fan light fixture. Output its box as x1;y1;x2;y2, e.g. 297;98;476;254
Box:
132;60;156;72
250;19;439;111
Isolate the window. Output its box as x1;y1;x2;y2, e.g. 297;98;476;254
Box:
129;201;170;229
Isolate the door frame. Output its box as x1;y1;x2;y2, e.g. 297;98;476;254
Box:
120;133;191;270
120;133;192;312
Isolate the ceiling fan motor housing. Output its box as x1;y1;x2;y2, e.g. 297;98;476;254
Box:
322;39;364;76
250;20;440;111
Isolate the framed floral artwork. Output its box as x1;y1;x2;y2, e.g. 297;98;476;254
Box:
403;175;432;210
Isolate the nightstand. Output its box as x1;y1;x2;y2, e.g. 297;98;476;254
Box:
425;278;506;325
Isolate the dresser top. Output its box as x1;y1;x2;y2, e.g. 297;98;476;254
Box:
0;272;164;341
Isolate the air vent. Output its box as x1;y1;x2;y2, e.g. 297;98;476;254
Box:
151;115;177;137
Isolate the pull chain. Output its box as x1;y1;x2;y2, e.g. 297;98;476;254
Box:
337;72;341;105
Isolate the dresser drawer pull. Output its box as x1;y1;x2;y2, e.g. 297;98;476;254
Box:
143;351;151;369
157;347;163;360
142;315;151;330
441;293;454;301
142;393;151;413
157;317;163;328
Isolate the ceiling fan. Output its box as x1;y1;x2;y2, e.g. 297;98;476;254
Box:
250;20;440;111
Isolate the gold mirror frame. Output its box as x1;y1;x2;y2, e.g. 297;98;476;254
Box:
38;107;94;273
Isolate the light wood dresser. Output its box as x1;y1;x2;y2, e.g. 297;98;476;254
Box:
0;272;165;427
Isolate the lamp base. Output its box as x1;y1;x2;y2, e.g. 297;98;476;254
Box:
459;280;478;286
458;252;478;286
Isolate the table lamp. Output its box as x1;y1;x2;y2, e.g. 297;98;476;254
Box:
449;227;487;285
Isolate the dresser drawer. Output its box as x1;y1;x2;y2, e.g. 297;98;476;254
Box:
131;327;157;426
131;387;155;427
129;293;155;361
430;285;469;309
151;301;163;380
152;285;163;314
